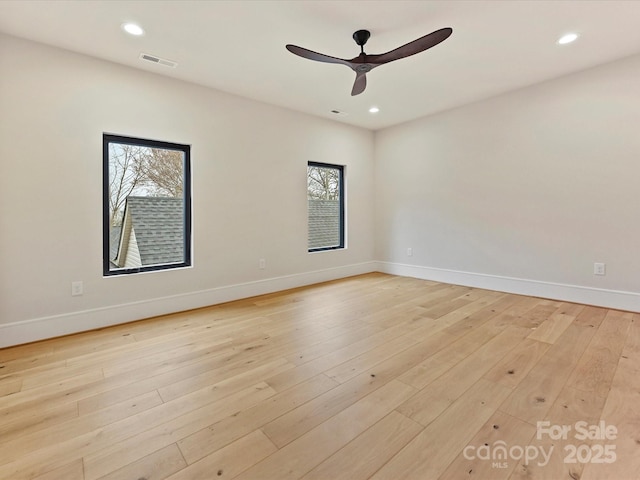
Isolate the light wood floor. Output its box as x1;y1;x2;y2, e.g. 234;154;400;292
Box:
1;273;638;480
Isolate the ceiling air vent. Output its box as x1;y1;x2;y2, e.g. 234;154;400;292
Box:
139;53;178;68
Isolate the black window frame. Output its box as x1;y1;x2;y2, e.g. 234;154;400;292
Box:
307;161;345;252
102;133;192;276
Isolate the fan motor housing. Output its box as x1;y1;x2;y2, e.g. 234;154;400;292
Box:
353;30;371;47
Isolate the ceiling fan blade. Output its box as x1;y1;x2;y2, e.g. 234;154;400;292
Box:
367;27;452;65
286;44;351;66
351;71;367;96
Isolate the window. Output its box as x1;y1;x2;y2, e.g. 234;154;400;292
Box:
103;134;191;275
307;162;344;251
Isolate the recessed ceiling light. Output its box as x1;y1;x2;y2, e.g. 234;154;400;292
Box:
557;33;578;45
122;23;145;36
369;106;380;114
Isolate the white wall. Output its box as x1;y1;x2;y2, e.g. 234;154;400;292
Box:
3;34;639;348
0;34;375;347
375;53;640;311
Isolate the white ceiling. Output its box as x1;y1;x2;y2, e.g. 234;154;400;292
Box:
1;0;640;130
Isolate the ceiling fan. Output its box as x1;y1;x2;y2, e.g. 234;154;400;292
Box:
286;27;453;96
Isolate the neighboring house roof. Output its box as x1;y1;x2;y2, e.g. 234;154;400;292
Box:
308;199;340;249
114;196;184;267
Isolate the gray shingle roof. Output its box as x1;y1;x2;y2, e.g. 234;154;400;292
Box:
126;196;184;265
308;199;340;249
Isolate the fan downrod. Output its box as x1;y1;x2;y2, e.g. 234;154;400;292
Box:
352;29;370;53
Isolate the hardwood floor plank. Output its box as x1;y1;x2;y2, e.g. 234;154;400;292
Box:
438;410;537;480
573;305;608;328
565;310;632;398
398;320;505;390
420;296;475;319
0;359;64;384
169;430;277;480
399;296;537;389
83;383;275;480
100;334;235;379
508;386;608;480
579;315;640;480
323;333;420;384
619;313;640;370
156;357;292;402
482;338;551;389
265;326;453;394
0;342;55;365
527;304;583;344
417;285;473;310
499;323;598;425
96;444;186;480
284;322;384;366
0;370;104;411
0;400;78;445
371;378;512;479
262;329;455;448
438;293;523;338
32;459;84;480
512;301;563;330
0;378;22;398
397;326;530;426
0;335;134;378
396;340;476;391
262;368;398;448
77;351;290;414
0;391;163;466
0;379;270;477
177;374;338;465
423;290;507;330
300;411;423;480
235;380;417;480
18;364;106;392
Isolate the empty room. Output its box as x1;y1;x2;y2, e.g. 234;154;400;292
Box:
1;1;639;479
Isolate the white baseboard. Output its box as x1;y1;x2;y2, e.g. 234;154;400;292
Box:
376;261;640;313
0;261;377;348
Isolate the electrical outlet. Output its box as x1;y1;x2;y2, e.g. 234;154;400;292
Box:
407;247;413;257
594;263;606;276
259;259;266;270
71;281;83;296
